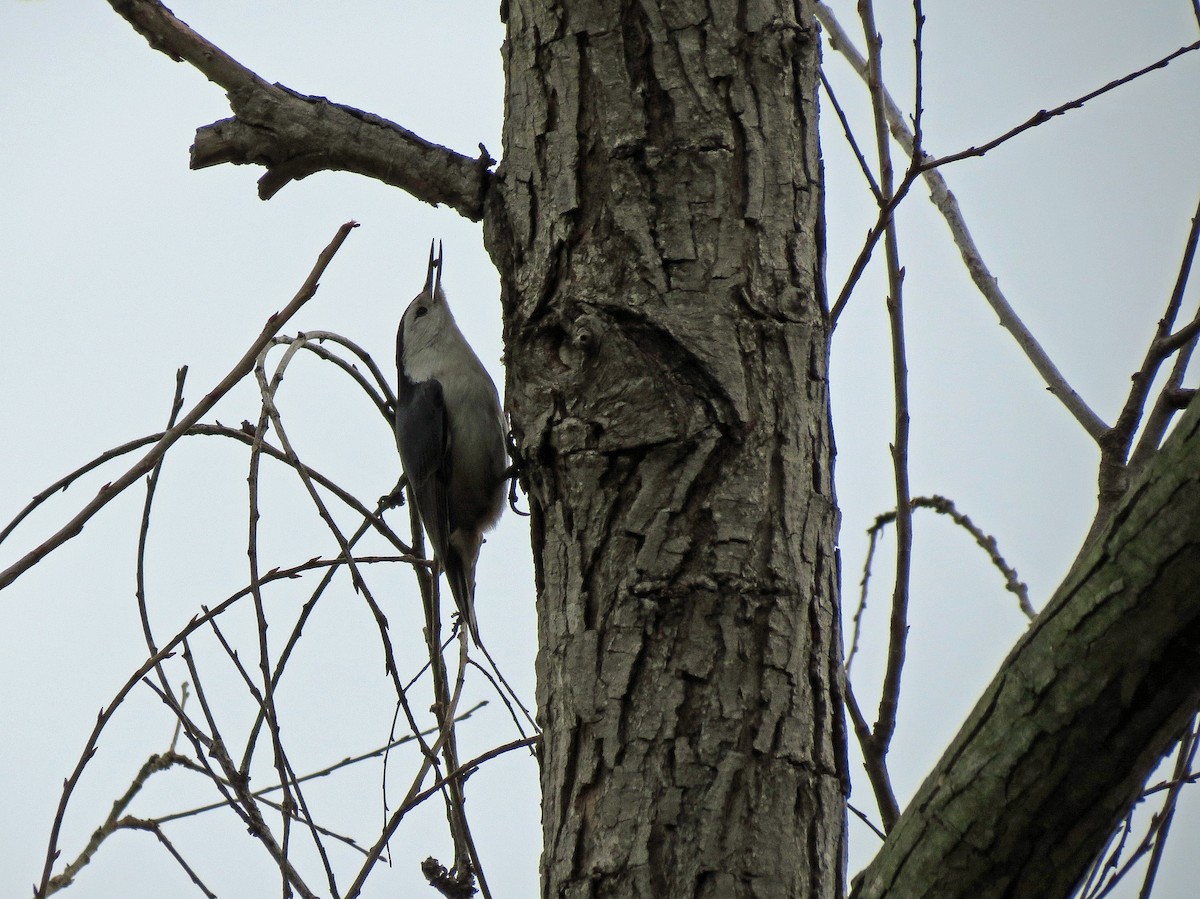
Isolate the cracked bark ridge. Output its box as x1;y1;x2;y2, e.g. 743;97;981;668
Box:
109;0;492;215
484;2;845;897
853;396;1200;899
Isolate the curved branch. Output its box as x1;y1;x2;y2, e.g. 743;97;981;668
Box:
107;0;494;218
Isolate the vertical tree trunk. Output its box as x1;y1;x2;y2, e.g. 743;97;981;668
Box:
484;2;845;896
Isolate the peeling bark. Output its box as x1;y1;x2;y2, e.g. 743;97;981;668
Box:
483;2;847;896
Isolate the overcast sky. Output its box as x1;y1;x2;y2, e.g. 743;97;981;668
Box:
2;2;1198;897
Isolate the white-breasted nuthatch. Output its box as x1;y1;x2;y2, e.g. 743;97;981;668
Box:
395;241;508;646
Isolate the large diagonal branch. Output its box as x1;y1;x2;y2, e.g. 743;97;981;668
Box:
852;394;1200;899
108;0;493;219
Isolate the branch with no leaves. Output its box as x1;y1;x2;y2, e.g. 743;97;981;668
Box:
847;493;1033;666
34;550;409;897
107;0;494;217
822;1;1200;553
0;220;359;593
822;3;1200;449
1092;194;1200;534
815;4;1200;442
42;751;191;896
851;0;912;835
0;422;412;558
843;492;1031;833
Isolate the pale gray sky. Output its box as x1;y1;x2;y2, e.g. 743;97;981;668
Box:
2;2;1198;897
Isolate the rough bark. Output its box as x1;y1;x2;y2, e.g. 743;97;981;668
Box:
99;4;1200;898
482;2;847;897
853;396;1200;899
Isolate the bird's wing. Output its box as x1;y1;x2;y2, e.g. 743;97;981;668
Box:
395;378;452;562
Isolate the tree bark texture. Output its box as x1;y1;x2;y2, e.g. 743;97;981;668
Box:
853;395;1200;899
483;2;847;897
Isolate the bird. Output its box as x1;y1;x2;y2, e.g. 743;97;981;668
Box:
394;241;508;646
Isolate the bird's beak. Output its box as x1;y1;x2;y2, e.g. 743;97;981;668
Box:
423;239;438;295
433;240;444;299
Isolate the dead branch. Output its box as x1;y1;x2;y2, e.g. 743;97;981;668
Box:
107;0;493;217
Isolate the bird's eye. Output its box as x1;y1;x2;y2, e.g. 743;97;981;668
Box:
414;305;429;318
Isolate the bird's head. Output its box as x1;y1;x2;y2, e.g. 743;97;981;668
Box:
398;240;457;368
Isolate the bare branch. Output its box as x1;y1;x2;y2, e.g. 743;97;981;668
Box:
107;0;493;217
129;820;219;899
0;221;359;593
1090;192;1200;535
1127;194;1200;475
848;802;887;842
851;396;1200;899
35;648;179;897
818;70;882;202
924;40;1200;170
43;752;191;896
845;491;1032;836
1079;717;1200;898
862;496;1033;620
153;702;488;825
843;671;899;827
818;3;1110;440
856;0;911;835
135;366;190;696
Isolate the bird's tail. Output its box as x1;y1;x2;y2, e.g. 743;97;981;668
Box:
443;549;481;647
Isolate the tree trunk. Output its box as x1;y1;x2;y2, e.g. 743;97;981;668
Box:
484;2;847;897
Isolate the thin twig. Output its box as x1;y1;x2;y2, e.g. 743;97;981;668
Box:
35;550;405;897
1092;192;1200;533
858;0;907;834
35;646;179;897
345;621;473;899
1;421;414;557
152;662;321;899
862;496;1033;620
123;819;219;899
154;701;488;824
290;329;398;421
168;682;190;753
818;69;881;202
0;221;359;591
911;0;926;158
42;752;191;895
846;516;884;674
923;40;1200;171
848;801;887;842
467;655;539;740
1083;716;1200;899
1127;193;1200;475
844;492;1032;834
1136;719;1200;899
818;3;1110;439
134;366;190;710
241;352;300;899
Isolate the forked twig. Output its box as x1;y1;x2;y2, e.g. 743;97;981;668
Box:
818;3;1111;439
